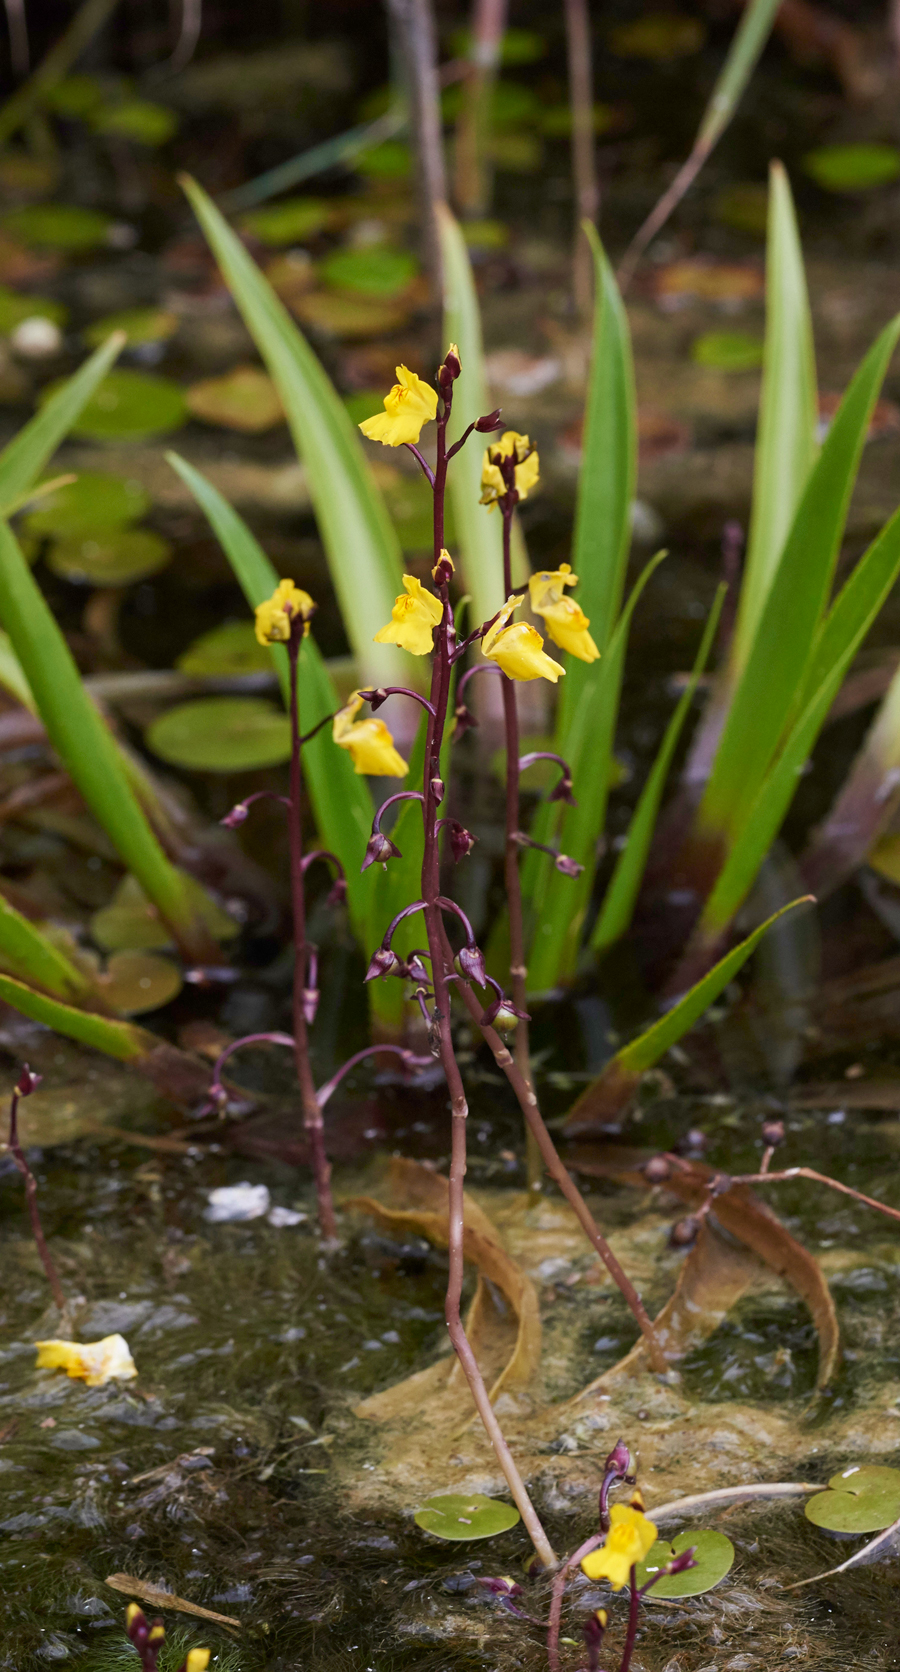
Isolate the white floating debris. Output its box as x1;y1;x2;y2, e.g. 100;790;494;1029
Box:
268;1205;306;1228
204;1182;270;1222
12;317;63;358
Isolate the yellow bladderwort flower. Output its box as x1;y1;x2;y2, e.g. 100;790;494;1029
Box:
528;562;577;614
482;596;565;684
528;562;599;662
36;1334;137;1387
374;574;443;656
333;693;408;777
358;365;438;447
254;579;315;646
480;431;540;508
185;1652;211;1672
580;1504;658;1591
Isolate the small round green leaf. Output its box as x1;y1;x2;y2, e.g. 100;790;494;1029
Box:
176;621;272;678
100;950;182;1015
185;365;284;433
0;203;112;250
239;197;332;246
22;471;149;537
691;330;763;372
414;1493;521;1542
93;100;179;146
804;1465;900;1534
91;898;173;953
146;696;292;772
84;307;179;349
41;369;187;442
0;286;67;334
803;143;900;193
355;142;412;181
321;246;419;297
636;1529;734;1599
47;527;172;586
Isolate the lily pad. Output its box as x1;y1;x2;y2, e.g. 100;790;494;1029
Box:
185;365;284;433
41;369;188;442
47;527;172;586
610;13;706;59
84;307;179;349
93;100;179;146
442;80;540;126
636;1529;734;1598
291;289;413;339
91;875;174;953
176;620;273;678
321;246;419;298
540;103;616;138
146;696;292;772
691;331;763;372
21;471;149;537
0;286;67;334
803;143;900;193
0;203;112;251
805;1465;900;1533
414;1494;521;1542
355;142;412;181
99;950;182;1016
449;26;546;65
239;197;332;246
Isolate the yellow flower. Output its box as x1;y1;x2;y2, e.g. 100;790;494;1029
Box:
333;692;408;777
480;431;540;508
541;598;600;662
528;562;577;614
483;596;565;684
581;1505;659;1591
185;1653;211;1672
254;579;315;645
36;1334;137;1387
359;366;438;447
374;575;443;656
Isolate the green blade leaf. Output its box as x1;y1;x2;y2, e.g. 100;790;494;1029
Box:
0;332;124;514
0;519;211;960
732;162;818;677
0;892;92;1001
166;450;374;937
0;969;155;1061
698;311;900;847
592;584;725;955
180;174;408;691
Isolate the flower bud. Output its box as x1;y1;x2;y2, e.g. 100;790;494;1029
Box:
453;701;478;741
549;773;577;807
406;954;430;983
448;821;476;863
327;876;348;907
364;946;400;983
762;1117;785;1148
15;1065;41;1097
432;548;455;585
643;1155;671;1184
475;408;503;432
220;802;249;829
443;344;461;381
665;1547;698;1577
430;775;445;804
361;686;389;711
670;1214;700;1248
554;852;584;878
603;1438;632;1482
457;943;487;988
361;831;402;872
302;988;319;1025
480;999;528;1031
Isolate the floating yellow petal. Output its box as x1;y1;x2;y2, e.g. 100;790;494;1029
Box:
359;365;438;447
333;692;408;776
36;1334;137;1387
580;1505;658;1591
480;430;540;508
374;574;443;655
483;596;564;683
254;578;315;645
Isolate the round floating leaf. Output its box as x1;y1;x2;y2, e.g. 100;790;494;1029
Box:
43;74;107;119
292;289;413;339
0;286;66;335
805;1465;900;1534
715;182;769;236
442;80;540;126
93;100;179;146
22;471;149;537
449;25;546;64
414;1494;521;1542
636;1529;734;1599
146;696;292;772
84;307;179;349
0;203;112;250
239;197;333;246
321;246;419;297
185;364;284;433
91;893;173;952
100;950;182;1015
610;13;706;59
803;143;900;193
176;620;272;678
355;142;412;181
47;527;172;586
541;102;616;138
41;369;188;441
691;330;763;372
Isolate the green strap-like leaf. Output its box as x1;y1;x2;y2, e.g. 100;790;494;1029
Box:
0;969;155;1061
695;0;785;152
181;175;408;691
0;893;92;1002
0;333;124;514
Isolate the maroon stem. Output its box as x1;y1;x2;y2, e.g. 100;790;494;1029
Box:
315;1044;432;1109
8;1087;66;1314
700;1163;900;1228
288;635;337;1242
547;1533;602;1672
617;1568;640;1672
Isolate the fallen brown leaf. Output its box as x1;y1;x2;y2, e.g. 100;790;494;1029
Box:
103;1573;240;1627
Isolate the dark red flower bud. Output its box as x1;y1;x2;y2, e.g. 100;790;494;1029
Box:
364;946;400;982
670;1215;700;1248
430;775;445;803
549;774;577;807
432;550;455;586
360;686;388;711
603;1438;632;1481
449;821;476;863
220;802;249;829
475;408;503;432
16;1065;41;1097
458;944;487;987
453;701;478;741
762;1118;785;1148
665;1547;698;1577
554;852;584;878
643;1155;671;1184
361;831;402;872
406;954;430;983
443;347;461;381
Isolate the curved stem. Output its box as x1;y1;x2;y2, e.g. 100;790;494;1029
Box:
457;661;504;699
210;1030;295;1089
359;687;437;719
372;791;425;834
403;441;435;486
316;1043;433;1108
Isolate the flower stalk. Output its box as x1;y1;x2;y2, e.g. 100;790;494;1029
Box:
5;1065;67;1315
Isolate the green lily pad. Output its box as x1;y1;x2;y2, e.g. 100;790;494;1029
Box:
100;950;182;1016
0;286;67;334
414;1494;521;1542
449;26;546;64
43;74;108;119
636;1529;734;1598
321;245;419;298
146;696;292;772
93;100;179;146
84;307;179;349
92;874;174;952
239;197;333;246
0;203;112;251
691;330;763;372
292;289;413;339
47;527;172;586
21;472;149;537
490;131;542;172
185;365;284;433
41;369;187;442
803;143;900;193
540;103;616;138
355;142;412;181
715;182;769;236
805;1465;900;1534
176;620;273;678
610;13;706;59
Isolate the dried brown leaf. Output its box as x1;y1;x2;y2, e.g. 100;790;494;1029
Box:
103;1572;240;1626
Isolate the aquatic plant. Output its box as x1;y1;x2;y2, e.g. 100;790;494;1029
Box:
125;1605;208;1672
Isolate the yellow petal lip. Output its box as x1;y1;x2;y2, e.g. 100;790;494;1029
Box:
254;578;315;645
580;1505;658;1591
36;1334;137;1386
332;691;408;777
185;1652;211;1672
480;431;540;506
485;622;565;683
374;574;443;655
359;365;438;447
541;598;600;662
528;562;577;614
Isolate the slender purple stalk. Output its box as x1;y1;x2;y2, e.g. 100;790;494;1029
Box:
7;1067;66;1314
315;1044;433;1108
